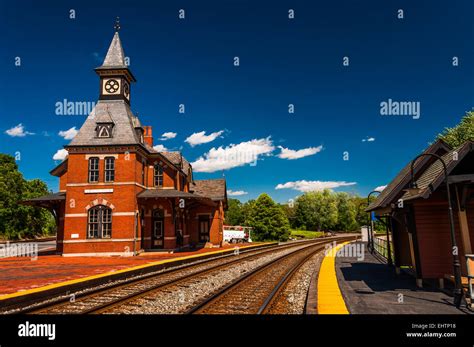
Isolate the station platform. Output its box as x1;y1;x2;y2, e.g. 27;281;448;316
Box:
0;243;265;297
335;242;471;314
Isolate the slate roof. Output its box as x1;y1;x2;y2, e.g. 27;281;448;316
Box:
66;30;195;181
22;192;66;207
132;115;142;129
94;106;114;124
137;189;202;199
191;179;227;201
160;152;191;174
67;100;141;147
97;32;127;69
26;192;66;202
400;141;474;201
366;139;452;212
50;159;68;177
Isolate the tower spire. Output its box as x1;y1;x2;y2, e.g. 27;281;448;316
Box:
100;29;126;68
94;19;136;104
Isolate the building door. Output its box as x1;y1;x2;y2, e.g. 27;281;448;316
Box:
198;216;210;243
152;209;164;249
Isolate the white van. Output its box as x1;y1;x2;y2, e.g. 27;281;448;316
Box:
223;226;252;243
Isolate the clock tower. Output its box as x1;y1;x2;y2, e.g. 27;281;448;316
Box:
95;18;136;104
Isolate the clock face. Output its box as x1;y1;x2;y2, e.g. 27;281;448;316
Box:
104;79;120;93
123;82;130;99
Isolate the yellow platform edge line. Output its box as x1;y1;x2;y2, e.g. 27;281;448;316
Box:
317;241;351;314
0;242;276;301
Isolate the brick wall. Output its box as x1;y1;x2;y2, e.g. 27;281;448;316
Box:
58;150;224;255
62;152;140;255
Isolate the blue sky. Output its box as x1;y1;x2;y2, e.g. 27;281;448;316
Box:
1;0;473;203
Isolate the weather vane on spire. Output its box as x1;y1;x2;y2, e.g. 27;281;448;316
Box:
114;17;121;32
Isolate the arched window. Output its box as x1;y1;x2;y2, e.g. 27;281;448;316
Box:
154;164;163;187
87;205;112;238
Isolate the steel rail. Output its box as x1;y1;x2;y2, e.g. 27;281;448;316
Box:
27;237;346;314
186;237;354;314
257;247;321;314
86;238;339;314
24;243;281;314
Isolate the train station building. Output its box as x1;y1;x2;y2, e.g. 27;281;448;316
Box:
367;139;474;288
24;28;227;256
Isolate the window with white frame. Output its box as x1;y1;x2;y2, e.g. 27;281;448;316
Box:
88;157;99;183
104;157;115;182
154;164;163;187
87;205;112;238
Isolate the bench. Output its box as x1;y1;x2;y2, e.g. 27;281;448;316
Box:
443;274;469;286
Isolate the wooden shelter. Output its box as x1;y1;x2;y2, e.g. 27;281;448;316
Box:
367;139;474;288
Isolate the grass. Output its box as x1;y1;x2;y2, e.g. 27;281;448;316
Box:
290;229;325;240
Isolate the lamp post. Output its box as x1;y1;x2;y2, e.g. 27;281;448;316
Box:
367;191;381;254
408;153;463;308
385;217;393;266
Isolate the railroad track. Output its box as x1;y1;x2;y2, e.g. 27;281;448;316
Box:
24;236;352;314
186;239;342;314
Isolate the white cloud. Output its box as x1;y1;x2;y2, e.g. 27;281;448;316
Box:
362;137;375;142
153;144;168;152
275;180;357;192
185;130;224;147
53;149;68;161
277;145;323;160
5;124;34;137
374;185;387;192
192;137;275;173
227;190;248;196
159;132;177;141
58;126;78;140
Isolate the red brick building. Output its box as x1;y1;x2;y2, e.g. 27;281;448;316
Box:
25;29;227;256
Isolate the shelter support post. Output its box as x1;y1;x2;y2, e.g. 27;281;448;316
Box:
455;185;472;255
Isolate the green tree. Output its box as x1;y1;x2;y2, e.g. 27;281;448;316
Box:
281;203;296;228
0;154;24;238
0;153;55;239
23;179;56;236
241;199;256;225
225;198;244;225
293;194;312;230
353;196;368;229
247;194;290;241
294;190;338;231
436;111;474;148
335;192;357;231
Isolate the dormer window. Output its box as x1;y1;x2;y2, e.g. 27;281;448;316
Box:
97;124;113;138
135;128;144;143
